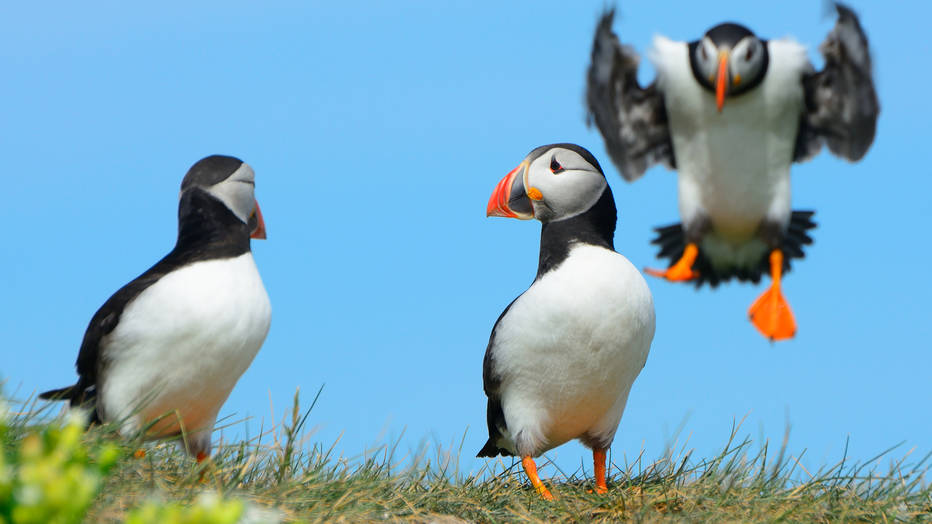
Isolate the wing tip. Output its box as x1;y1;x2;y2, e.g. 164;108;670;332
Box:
598;6;616;26
832;2;857;22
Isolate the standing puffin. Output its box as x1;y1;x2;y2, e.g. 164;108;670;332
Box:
478;144;655;499
585;4;878;341
40;155;271;460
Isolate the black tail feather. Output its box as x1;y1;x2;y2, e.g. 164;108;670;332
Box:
38;382;101;425
477;397;514;458
650;211;818;288
476;439;502;458
38;385;79;401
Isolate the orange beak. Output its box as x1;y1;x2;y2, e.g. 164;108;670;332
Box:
250;201;267;239
486;161;533;220
716;51;729;112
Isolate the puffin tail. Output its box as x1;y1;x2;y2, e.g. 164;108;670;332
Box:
38;385;79;401
38;383;101;426
477;439;501;458
780;211;817;263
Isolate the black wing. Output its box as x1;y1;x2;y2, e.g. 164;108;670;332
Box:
476;298;518;458
794;3;879;163
585;9;675;181
39;189;253;410
38;268;166;413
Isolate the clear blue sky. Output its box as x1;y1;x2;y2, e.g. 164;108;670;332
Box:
2;1;929;477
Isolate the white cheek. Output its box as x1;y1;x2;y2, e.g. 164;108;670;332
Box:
207;182;255;223
731;41;761;81
533;173;607;221
701;41;718;79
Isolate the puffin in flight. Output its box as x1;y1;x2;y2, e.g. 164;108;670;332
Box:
585;4;878;341
479;144;655;499
40;155;271;461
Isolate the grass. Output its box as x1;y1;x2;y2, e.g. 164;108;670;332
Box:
3;390;930;523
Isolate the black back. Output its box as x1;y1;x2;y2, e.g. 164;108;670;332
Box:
39;185;253;414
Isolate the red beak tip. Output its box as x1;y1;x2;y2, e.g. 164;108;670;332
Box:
250;201;267;239
486;166;522;219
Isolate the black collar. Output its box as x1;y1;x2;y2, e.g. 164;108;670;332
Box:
536;186;616;279
174;188;252;262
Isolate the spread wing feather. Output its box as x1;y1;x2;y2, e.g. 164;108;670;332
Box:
586;9;674;181
794;3;879;163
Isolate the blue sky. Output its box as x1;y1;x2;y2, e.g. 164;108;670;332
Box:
2;1;929;478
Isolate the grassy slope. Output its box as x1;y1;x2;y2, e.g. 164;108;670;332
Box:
5;395;930;523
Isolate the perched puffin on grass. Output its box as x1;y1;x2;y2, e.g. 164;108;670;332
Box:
586;4;878;341
40;155;271;461
478;143;655;499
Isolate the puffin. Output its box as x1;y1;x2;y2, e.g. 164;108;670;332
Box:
478;143;655;499
40;155;271;461
585;4;878;341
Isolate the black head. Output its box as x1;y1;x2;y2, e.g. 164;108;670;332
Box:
688;22;769;111
487;143;609;223
179;155;266;240
181;155;246;191
487;143;617;276
706;23;755;49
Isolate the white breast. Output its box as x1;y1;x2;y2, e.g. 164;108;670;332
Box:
99;252;271;438
493;244;655;456
651;37;810;241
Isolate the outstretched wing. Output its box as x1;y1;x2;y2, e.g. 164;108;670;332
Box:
794;3;879;163
586;9;674;181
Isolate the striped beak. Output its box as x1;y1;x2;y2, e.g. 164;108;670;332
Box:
716;50;730;112
487;161;533;220
250;201;267;239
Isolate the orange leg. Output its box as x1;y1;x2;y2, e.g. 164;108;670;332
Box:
522;455;554;500
645;243;700;282
593;448;608;494
748;249;797;341
196;451;210;483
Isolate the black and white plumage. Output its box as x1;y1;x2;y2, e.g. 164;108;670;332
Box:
479;144;655;497
586;3;877;285
585;4;877;341
40;155;271;459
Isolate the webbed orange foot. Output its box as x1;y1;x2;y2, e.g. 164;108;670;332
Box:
645;243;700;282
748;285;796;341
748;250;797;341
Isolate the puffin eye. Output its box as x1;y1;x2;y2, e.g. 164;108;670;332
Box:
700;46;708;61
549;156;565;174
745;45;754;61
